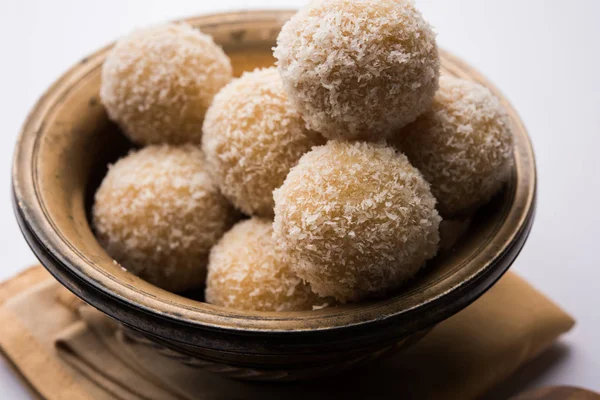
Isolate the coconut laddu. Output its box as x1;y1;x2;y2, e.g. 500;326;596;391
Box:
392;76;514;217
101;23;232;145
273;141;441;303
274;0;440;141
206;218;325;311
93;145;237;292
202;67;324;217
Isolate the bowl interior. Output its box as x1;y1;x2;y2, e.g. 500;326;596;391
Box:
13;11;535;333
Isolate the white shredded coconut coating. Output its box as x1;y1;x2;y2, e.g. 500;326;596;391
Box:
205;218;323;311
203;68;324;217
93;145;237;292
273;141;441;302
274;0;440;140
393;76;514;217
100;23;232;145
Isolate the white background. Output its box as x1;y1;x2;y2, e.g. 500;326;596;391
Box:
1;0;599;397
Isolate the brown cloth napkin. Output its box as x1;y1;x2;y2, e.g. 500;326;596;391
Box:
0;266;575;400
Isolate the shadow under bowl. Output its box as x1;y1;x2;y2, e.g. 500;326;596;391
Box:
12;10;536;381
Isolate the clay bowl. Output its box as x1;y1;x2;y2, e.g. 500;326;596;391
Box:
12;10;536;382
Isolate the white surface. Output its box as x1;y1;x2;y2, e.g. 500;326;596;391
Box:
1;0;599;397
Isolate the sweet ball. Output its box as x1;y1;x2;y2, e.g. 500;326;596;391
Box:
273;141;441;303
393;76;514;217
205;218;323;311
100;23;232;145
202;67;324;216
274;0;440;141
93;145;237;292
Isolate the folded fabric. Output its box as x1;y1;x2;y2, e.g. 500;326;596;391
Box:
0;266;575;400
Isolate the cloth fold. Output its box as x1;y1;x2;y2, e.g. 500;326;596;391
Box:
0;266;575;400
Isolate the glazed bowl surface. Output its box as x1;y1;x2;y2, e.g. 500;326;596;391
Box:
12;10;536;381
